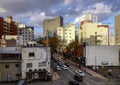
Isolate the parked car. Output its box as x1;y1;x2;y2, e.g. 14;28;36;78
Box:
64;62;70;67
56;65;61;70
15;79;27;85
75;70;85;77
62;65;68;70
69;80;79;85
74;75;83;82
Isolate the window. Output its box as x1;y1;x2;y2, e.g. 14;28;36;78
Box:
27;63;32;68
15;64;19;67
29;52;34;57
5;64;9;68
38;62;46;67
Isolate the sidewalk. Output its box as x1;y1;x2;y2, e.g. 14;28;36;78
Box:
51;69;60;81
66;59;107;80
83;67;107;80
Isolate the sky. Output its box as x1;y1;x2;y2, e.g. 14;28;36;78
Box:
0;0;120;38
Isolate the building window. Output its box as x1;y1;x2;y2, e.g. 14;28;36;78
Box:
29;52;35;57
27;63;32;68
15;64;19;67
38;62;46;67
5;64;9;68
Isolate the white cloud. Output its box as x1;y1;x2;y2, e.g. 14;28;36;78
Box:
83;3;112;14
63;0;73;5
0;7;6;13
74;17;80;24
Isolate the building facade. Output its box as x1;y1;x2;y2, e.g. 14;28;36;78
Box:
0;47;22;82
18;25;34;45
57;23;75;46
80;22;109;45
21;46;51;81
0;16;18;39
115;14;120;46
43;16;63;37
85;46;119;66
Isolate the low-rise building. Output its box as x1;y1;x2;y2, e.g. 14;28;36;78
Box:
21;46;51;81
0;47;22;82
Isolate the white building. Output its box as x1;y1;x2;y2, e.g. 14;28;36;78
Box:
80;22;109;45
85;46;119;66
1;35;23;47
56;23;75;46
21;46;51;80
18;24;34;46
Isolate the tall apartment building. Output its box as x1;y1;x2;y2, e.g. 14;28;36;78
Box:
80;22;109;45
0;16;18;39
18;24;34;45
80;14;97;23
115;14;120;46
43;16;63;37
56;23;75;46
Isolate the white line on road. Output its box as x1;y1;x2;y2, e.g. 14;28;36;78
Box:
67;74;73;80
68;69;75;74
84;79;91;85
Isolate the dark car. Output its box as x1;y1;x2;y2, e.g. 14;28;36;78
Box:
69;80;79;85
74;75;83;82
15;79;27;85
64;62;70;67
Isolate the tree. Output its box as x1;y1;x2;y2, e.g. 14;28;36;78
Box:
48;36;63;53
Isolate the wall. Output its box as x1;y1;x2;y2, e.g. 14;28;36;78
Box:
21;47;51;79
85;46;119;66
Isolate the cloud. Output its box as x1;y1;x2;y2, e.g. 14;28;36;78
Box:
83;2;112;14
74;17;80;24
63;0;73;5
0;0;120;34
29;12;49;27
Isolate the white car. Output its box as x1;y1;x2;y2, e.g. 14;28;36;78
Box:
75;70;85;77
62;65;68;70
56;65;61;70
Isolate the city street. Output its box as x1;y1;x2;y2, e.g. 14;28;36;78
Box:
1;53;120;85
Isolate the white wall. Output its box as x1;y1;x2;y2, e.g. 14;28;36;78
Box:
21;47;51;79
85;46;119;66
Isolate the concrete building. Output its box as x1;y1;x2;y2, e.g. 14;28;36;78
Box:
0;35;23;47
0;47;22;82
21;46;51;81
18;24;34;45
43;16;63;37
115;14;120;46
56;23;75;46
80;22;109;45
0;16;18;39
85;46;119;66
80;14;97;23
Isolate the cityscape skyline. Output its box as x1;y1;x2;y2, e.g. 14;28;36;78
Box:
0;0;120;37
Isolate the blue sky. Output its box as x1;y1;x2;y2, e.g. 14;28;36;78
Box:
0;0;120;38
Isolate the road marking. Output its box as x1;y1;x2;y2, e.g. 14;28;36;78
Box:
67;74;73;80
84;79;91;85
68;69;75;74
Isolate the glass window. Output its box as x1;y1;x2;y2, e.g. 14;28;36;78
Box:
15;64;19;67
27;63;32;68
38;62;46;67
29;52;35;57
5;64;9;68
